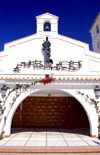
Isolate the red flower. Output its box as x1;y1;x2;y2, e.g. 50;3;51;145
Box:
41;75;53;85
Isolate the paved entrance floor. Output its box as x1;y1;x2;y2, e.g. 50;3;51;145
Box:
1;128;100;147
0;128;100;153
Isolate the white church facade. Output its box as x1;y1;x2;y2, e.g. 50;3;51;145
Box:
0;12;100;138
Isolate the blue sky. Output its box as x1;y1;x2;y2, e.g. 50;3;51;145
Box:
0;0;100;51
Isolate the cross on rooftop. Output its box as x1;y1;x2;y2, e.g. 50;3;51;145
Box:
44;8;51;12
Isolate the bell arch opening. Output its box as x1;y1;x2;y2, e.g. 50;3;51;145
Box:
11;89;90;136
44;22;51;31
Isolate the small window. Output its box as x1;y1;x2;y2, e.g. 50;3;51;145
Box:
44;22;51;31
97;42;99;49
96;25;99;34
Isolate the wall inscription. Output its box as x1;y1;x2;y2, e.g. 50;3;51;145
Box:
13;60;82;72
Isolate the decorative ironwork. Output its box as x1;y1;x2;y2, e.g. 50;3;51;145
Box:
13;65;20;72
13;60;82;73
13;36;82;73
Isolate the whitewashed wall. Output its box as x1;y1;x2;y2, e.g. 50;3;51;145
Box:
0;33;100;75
90;13;100;53
0;12;100;138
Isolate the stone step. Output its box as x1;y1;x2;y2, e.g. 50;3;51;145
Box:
0;146;100;153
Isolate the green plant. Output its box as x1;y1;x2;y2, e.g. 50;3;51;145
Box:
77;90;100;138
77;90;99;114
0;136;3;140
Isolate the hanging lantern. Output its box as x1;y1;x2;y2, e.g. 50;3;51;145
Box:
1;85;9;98
94;86;100;98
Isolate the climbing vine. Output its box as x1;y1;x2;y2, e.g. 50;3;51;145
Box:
0;74;54;115
77;90;100;139
76;90;100;114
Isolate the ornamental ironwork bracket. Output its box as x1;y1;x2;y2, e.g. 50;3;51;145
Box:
13;60;82;73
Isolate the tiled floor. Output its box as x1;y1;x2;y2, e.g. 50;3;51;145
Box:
0;128;100;147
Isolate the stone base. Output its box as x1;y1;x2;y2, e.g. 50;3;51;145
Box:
4;135;10;138
90;135;96;138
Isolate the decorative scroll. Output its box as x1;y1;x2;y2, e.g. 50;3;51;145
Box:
13;60;82;72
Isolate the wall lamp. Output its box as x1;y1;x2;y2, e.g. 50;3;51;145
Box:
94;86;100;99
1;85;9;98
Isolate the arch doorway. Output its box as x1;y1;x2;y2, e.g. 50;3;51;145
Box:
11;96;90;135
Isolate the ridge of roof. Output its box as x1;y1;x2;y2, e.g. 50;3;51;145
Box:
36;12;59;20
58;34;89;45
4;33;36;45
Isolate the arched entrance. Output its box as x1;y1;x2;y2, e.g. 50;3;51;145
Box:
11;96;89;134
3;87;97;137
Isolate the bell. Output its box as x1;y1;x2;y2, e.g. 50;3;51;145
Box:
45;25;50;31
